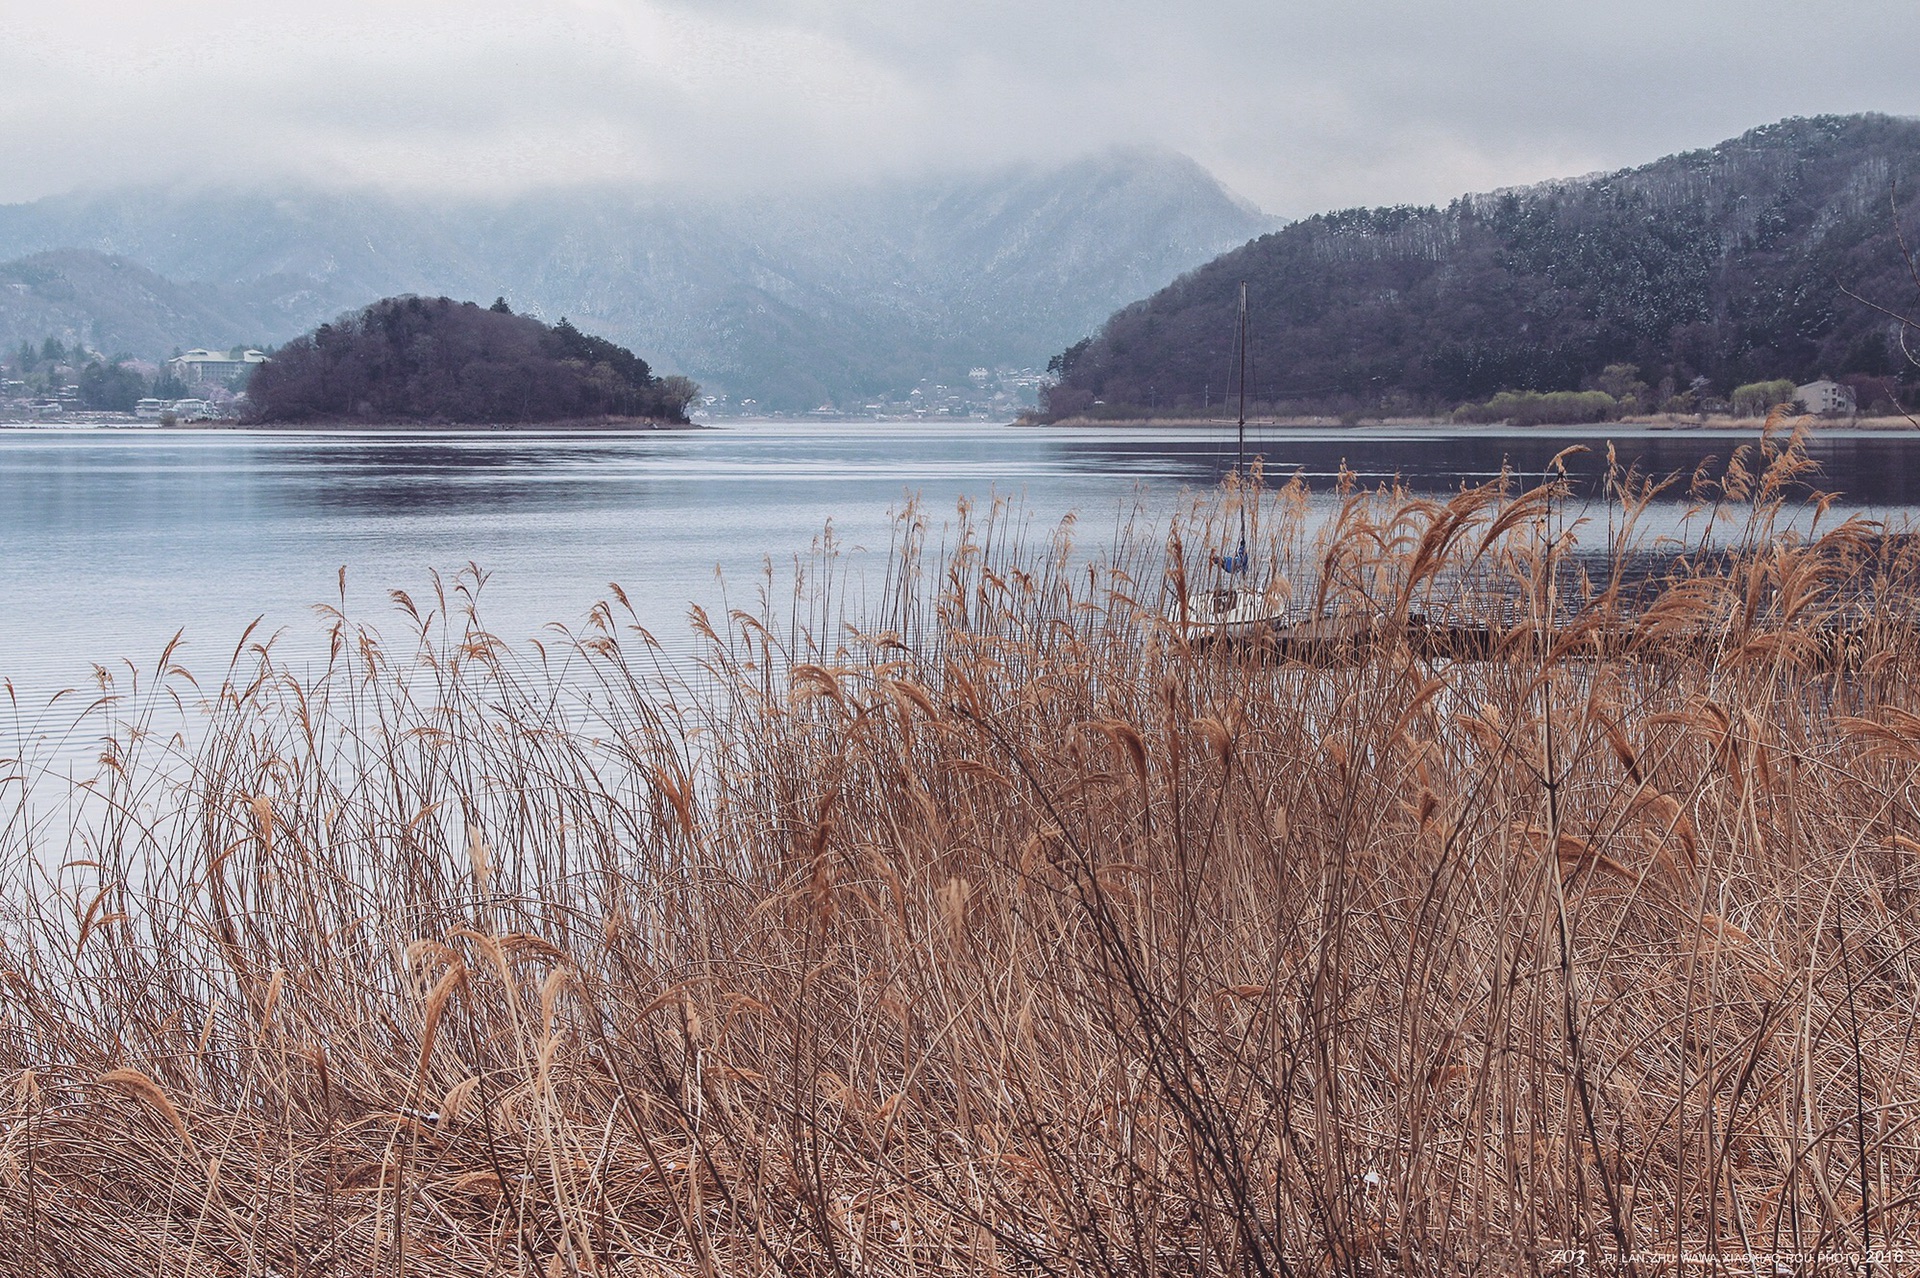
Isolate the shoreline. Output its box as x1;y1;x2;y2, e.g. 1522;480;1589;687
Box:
0;413;701;431
12;411;1920;434
230;414;699;431
1033;411;1920;431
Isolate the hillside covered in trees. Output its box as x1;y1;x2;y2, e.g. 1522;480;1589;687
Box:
247;296;697;425
1045;115;1920;420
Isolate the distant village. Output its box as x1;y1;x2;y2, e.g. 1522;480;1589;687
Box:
697;366;1048;421
2;332;1049;424
1;339;266;423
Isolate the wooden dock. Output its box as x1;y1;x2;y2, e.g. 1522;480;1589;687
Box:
1194;611;1881;668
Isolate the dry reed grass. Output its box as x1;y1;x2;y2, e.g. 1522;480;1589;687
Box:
4;421;1920;1275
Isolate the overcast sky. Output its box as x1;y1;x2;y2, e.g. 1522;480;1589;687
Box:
4;0;1918;216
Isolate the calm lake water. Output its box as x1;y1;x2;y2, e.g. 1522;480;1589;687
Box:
5;420;1920;710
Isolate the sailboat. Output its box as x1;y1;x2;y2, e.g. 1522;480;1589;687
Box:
1182;282;1286;641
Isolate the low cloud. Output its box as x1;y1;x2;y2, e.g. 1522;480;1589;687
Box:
3;0;1918;214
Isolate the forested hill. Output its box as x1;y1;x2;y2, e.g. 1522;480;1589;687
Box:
1045;115;1920;419
247;296;697;425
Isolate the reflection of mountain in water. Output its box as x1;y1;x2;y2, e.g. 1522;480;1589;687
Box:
237;427;1920;523
7;424;1920;713
1800;435;1920;506
1056;428;1920;507
255;439;685;518
1052;430;1777;498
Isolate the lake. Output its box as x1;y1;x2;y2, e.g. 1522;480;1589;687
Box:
4;420;1919;712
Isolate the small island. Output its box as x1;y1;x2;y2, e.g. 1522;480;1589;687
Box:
246;295;698;427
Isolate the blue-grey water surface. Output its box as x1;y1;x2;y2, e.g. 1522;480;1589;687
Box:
5;420;1920;709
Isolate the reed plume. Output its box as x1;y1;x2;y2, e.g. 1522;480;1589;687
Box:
3;431;1918;1274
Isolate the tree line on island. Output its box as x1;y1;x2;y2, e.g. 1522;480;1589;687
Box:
1043;115;1920;423
246;296;698;425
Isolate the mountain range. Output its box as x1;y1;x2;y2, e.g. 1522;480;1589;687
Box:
1047;114;1920;419
0;151;1273;411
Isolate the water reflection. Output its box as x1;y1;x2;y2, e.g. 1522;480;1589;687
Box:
1054;425;1920;512
4;422;1920;707
1150;428;1781;497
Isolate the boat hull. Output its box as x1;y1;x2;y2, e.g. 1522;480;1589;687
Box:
1182;585;1284;642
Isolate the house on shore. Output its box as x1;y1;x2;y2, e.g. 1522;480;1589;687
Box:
1796;379;1855;416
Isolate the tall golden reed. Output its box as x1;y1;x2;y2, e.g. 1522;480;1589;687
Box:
2;420;1918;1274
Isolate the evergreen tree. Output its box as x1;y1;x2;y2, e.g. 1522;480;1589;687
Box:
78;360;145;412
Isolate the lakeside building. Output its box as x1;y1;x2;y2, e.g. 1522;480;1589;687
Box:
169;349;267;386
695;366;1042;421
1797;379;1855;415
133;397;220;420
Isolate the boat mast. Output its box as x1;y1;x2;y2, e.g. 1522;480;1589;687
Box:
1236;281;1247;477
1235;281;1249;552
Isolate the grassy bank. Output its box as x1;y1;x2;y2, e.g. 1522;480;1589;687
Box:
4;426;1920;1274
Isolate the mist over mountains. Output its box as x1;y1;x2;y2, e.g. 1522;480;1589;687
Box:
0;250;290;362
0;150;1272;412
